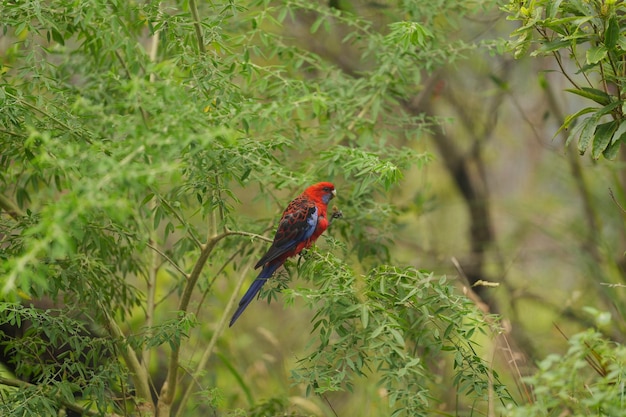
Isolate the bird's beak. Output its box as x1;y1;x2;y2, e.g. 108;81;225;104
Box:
332;189;337;199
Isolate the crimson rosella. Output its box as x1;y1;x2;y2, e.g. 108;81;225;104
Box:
229;182;337;327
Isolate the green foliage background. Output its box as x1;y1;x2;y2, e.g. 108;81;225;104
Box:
1;0;626;416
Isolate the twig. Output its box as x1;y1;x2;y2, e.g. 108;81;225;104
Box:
0;193;25;220
145;241;189;279
143;235;159;379
543;77;600;259
320;393;339;417
0;128;24;138
452;257;533;404
553;323;607;377
608;187;626;214
4;91;92;144
156;195;203;249
102;311;153;412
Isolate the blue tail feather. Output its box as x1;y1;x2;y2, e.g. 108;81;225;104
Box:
229;262;281;327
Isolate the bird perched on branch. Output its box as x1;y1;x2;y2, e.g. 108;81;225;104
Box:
229;182;337;327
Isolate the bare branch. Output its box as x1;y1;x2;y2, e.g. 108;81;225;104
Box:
609;187;626;214
145;241;190;279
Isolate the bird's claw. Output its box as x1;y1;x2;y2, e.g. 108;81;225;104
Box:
329;206;343;225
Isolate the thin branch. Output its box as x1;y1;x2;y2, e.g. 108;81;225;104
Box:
4;91;92;144
0;128;25;138
189;0;206;54
0;193;25;220
114;50;150;126
195;248;242;317
452;257;534;404
102;311;153;412
145;241;189;279
194;227;276;317
156;195;203;249
553;323;607;377
551;50;582;90
144;235;160;378
222;229;273;243
157;227;272;415
543;78;600;259
157;229;228;414
175;244;263;417
609;187;626;214
140;4;163;378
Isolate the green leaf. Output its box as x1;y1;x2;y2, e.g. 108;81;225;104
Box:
556;106;597;139
310;16;325;34
140;192;155;207
602;138;621;159
604;16;619;50
389;328;405;346
586;45;608;65
565;88;612;106
611;120;626;145
512;28;531;59
51;28;65;45
577;117;598;154
618;36;626;52
537;39;572;54
601;120;626;159
591;120;618;159
544;16;593;34
576;102;620;154
387;21;433;48
546;0;563;18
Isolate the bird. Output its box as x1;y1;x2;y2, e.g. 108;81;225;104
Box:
229;182;337;327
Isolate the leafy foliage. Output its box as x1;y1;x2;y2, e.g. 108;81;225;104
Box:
506;329;626;417
0;0;519;416
505;0;626;159
291;257;512;415
0;304;122;415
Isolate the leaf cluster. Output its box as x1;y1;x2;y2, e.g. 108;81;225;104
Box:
506;328;626;417
505;0;626;158
289;255;513;416
0;304;123;415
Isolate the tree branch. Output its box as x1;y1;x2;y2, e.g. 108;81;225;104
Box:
145;241;189;279
156;228;269;416
189;0;205;54
175;243;264;417
0;193;25;220
542;77;600;259
102;311;153;413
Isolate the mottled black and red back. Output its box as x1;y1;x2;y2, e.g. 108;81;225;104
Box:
254;199;318;268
